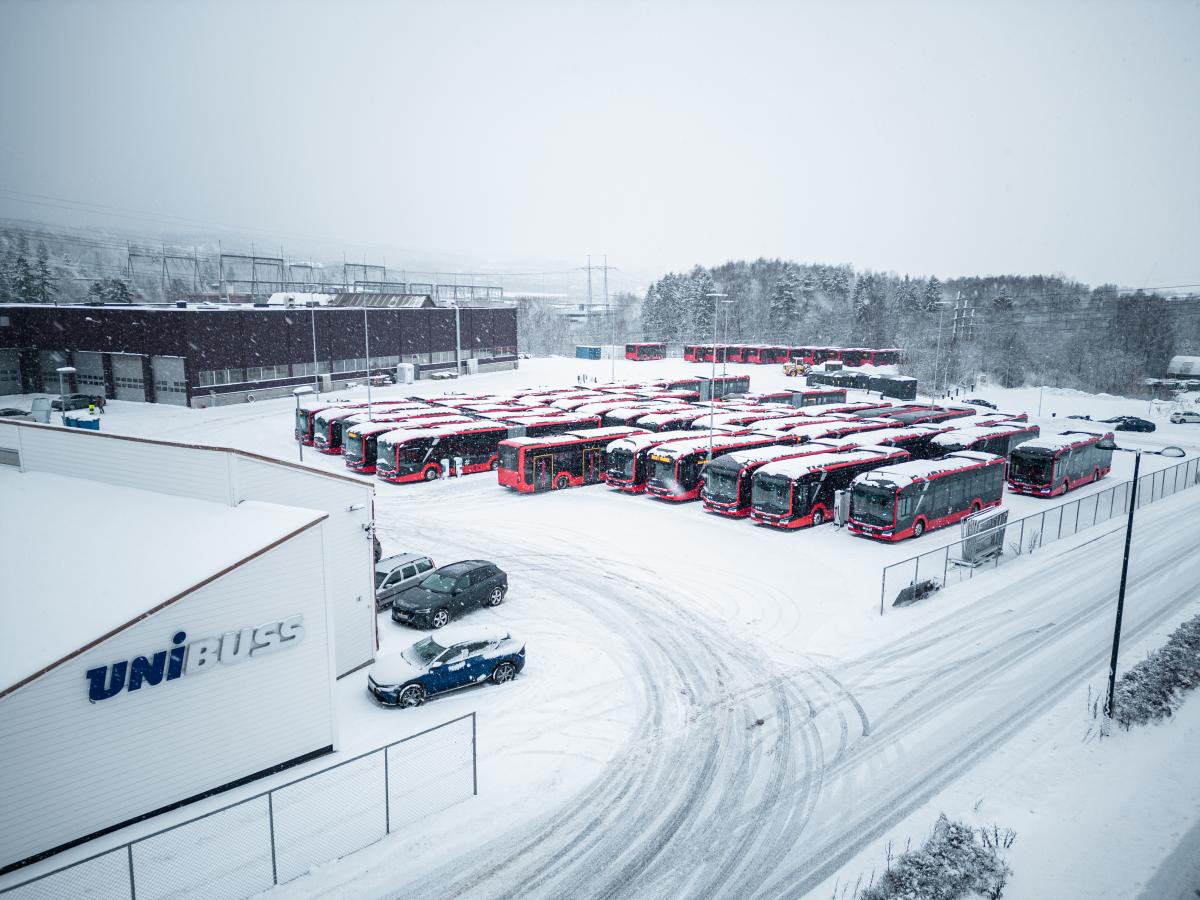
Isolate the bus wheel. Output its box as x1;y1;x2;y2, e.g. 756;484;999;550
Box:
1093;468;1100;483
423;466;440;481
489;458;499;471
912;520;925;538
554;474;570;490
811;508;825;526
1061;480;1069;495
971;501;982;514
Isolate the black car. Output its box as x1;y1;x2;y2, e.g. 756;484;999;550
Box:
0;408;29;417
391;560;508;629
1101;415;1156;433
50;394;106;411
965;398;997;410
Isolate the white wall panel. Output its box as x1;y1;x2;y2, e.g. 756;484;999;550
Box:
0;525;335;872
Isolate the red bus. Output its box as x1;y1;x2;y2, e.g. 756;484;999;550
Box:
683;345;702;362
550;395;608;411
778;417;904;442
848;451;1007;540
792;388;849;408
799;402;882;416
725;345;748;363
835;348;871;367
602;404;692;427
630;409;714;432
625;342;666;361
645;432;791;502
489;413;602;437
497;426;646;492
1007;430;1115;497
701;440;858;517
750;445;911;529
604;430;699;492
789;346;838;365
688;409;798;431
425;394;496;408
374;420;515;483
658;376;702;392
878;406;976;426
741;390;794;404
341;415;476;471
315;404;446;454
930;422;1041;459
296;402;359;445
864;348;902;366
860;424;958;460
313;406;378;453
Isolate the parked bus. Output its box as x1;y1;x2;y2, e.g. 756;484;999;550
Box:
725;345;749;364
847;451;1006;540
645;432;791;502
864;348;902;366
316;405;446;453
603;405;693;427
863;424;958;460
799;402;881;416
374;420;516;483
488;413;602;437
750;445;911;529
683;345;702;362
690;409;799;431
882;406;977;426
604;430;700;493
930;422;1041;459
746;346;788;364
625;342;667;361
342;415;478;469
497;426;646;492
312;406;375;453
701;440;858;517
791;388;849;408
296;402;357;445
1007;430;1115;497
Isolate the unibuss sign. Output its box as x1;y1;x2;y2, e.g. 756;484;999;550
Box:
86;616;305;703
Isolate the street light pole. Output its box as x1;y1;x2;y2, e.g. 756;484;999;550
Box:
363;303;373;419
310;304;321;399
705;292;728;468
293;386;313;461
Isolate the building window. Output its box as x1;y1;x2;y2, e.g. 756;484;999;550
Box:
292;361;330;378
198;368;247;386
429;350;455;364
245;364;290;382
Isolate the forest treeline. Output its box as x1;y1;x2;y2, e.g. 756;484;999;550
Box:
639;259;1193;395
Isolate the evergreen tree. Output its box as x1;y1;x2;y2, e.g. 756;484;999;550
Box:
656;273;685;343
640;281;664;340
87;277;134;304
767;265;800;337
13;253;35;303
993;284;1013;311
921;276;944;313
895;275;922;316
687;267;716;341
31;242;57;304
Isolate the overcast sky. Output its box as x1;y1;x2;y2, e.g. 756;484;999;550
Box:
1;0;1197;289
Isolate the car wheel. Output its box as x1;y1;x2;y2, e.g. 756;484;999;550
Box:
430;608;451;628
492;662;517;684
554;474;570;490
397;684;426;708
811;508;825;526
487;586;506;606
912;520;925;538
423;466;440;482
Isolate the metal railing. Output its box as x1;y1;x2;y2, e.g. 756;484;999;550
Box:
880;456;1200;613
0;713;476;899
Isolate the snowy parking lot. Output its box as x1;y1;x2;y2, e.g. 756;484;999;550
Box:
5;357;1200;899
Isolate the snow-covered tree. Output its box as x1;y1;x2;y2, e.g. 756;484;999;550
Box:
87;277;134;304
767;265;800;337
921;275;943;312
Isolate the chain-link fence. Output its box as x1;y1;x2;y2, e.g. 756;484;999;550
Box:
880;456;1200;613
0;713;476;899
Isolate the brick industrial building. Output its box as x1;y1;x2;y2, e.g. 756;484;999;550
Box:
0;301;518;407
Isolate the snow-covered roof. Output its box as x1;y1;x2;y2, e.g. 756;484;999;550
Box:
854;451;1004;489
605;430;696;453
755;447;903;480
864;425;953;444
930;423;1036;448
0;469;326;693
709;442;843;471
379;419;510;442
563;425;647;440
1168;356;1200;377
499;433;580;448
1013;430;1113;453
647;433;775;460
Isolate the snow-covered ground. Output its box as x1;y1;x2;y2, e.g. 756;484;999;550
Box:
4;356;1199;899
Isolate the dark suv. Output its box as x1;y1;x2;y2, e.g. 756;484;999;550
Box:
51;394;107;411
391;560;508;629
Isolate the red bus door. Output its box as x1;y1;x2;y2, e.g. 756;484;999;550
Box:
583;448;604;484
534;455;553;491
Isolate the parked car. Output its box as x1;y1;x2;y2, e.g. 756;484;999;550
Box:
0;407;29;417
1100;415;1156;433
1169;410;1200;424
1066;414;1092;420
964;398;997;409
50;394;106;411
390;560;508;628
367;625;526;707
375;552;436;610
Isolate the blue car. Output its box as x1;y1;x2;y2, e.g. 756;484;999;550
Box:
367;624;526;708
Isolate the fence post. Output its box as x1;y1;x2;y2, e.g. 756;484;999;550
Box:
128;844;136;900
384;747;391;834
1108;485;1116;519
880;568;886;617
1017;518;1025;555
471;712;478;796
942;548;950;587
268;792;278;885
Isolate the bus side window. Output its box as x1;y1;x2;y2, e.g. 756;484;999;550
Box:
897;489;913;520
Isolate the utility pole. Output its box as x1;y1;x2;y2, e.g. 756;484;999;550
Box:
1105;450;1142;725
363;302;373;417
605;254;613;381
705;292;728;468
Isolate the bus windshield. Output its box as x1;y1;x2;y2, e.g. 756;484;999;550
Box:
703;468;742;503
296;410;311;432
608;447;637;480
1010;452;1054;485
499;444;519;472
752;475;791;514
344;434;364;460
852;484;894;526
646;454;677;485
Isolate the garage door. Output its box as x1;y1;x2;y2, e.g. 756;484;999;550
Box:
151;356;188;406
73;351;107;396
111;354;146;402
0;349;19;396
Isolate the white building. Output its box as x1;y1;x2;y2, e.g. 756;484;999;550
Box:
0;421;378;874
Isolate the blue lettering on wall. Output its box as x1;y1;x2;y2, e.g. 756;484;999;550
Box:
86;661;128;703
127;651;168;692
166;631;187;681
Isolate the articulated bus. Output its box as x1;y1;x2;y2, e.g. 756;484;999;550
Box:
1007;430;1115;497
750;445;911;529
645;432;789;502
497;426;647;492
625;342;666;361
847;451;1006;540
604;430;699;492
701;440;858;517
375;420;517;483
930;422;1041;460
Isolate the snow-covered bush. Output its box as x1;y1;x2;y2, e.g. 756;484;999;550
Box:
858;815;1014;900
1112;612;1200;730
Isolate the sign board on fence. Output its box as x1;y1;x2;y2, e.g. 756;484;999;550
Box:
953;507;1009;567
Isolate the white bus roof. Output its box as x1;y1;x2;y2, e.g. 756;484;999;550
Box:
930;423;1038;448
854;451;1004;489
605;430;697;452
647;432;779;460
563;426;648;440
1013;430;1113;453
710;440;856;470
756;447;905;480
